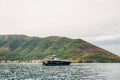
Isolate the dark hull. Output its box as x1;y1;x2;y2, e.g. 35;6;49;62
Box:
42;61;71;66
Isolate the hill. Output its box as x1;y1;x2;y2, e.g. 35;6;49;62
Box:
0;35;120;63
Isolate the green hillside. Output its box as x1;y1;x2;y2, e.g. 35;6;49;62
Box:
0;35;120;63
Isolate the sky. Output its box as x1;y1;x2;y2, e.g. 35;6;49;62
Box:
0;0;120;55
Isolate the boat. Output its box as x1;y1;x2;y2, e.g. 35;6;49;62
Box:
42;55;71;66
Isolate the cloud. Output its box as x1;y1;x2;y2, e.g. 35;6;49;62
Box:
93;35;120;42
0;0;120;55
0;0;120;37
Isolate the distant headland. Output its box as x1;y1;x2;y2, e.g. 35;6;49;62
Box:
0;35;120;63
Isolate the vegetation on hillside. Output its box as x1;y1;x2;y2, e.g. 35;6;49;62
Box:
0;35;120;63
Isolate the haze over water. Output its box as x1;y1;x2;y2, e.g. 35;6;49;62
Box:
0;63;120;80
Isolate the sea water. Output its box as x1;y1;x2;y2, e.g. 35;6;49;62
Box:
0;63;120;80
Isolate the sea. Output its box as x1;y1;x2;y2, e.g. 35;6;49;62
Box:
0;63;120;80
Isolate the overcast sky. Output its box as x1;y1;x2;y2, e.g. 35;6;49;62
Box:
0;0;120;55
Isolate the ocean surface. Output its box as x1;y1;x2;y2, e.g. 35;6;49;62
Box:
0;63;120;80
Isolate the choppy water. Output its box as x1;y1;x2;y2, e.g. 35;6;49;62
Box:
0;63;120;80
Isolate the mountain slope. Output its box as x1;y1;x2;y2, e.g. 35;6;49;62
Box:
0;35;120;63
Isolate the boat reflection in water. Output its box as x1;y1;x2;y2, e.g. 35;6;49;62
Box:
42;55;71;66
